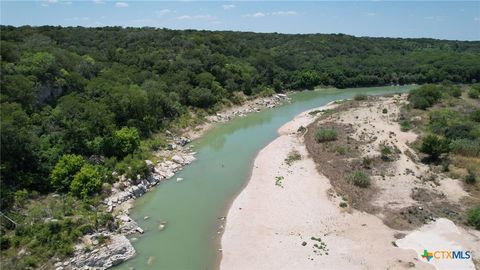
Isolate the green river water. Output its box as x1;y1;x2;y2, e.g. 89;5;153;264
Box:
114;85;414;270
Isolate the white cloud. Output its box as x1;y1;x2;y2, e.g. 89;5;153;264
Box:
176;14;215;20
42;0;72;7
364;12;376;17
251;12;266;17
272;11;297;16
245;11;298;18
115;2;129;8
93;0;106;4
222;4;235;10
156;9;173;16
474;17;480;21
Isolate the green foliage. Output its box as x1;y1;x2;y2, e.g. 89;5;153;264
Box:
346;171;371;188
449;139;480;157
294;70;320;89
115;154;150;181
428;109;477;141
315;128;338;142
400;119;412;132
70;165;102;198
339;202;348;208
448;86;462;98
380;144;393;161
466;169;477;185
419;134;449;160
408;84;443;109
1;26;480;211
110;127;141;158
188;87;217;108
275;176;284;188
50;154;86;192
362;157;372;169
382;108;388;114
467;206;480;230
471;109;480;122
468;88;479;99
285;151;301;166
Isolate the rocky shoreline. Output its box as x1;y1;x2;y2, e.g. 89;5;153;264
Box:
59;94;289;270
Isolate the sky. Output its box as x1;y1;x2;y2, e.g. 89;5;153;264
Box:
1;1;479;41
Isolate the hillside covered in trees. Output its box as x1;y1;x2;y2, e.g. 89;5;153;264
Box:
2;25;480;208
1;25;480;267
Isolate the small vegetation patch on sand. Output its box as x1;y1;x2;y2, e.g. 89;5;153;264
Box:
297;125;307;134
310;237;329;256
275;176;284;188
354;94;368;101
314;128;338;142
346;171;371;188
285;150;301;166
468;206;480;230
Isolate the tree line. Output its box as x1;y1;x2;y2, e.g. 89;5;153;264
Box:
1;25;480;209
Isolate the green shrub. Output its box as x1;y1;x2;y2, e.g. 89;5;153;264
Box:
466;169;477;185
468;88;479;99
380;144;393;161
419;134;449;160
70;165;102;199
339;202;348;208
408;84;442;109
335;146;347;155
400;119;412;132
471;109;480;122
0;236;11;250
444;122;475;140
449;139;480;157
467;206;480;230
449;86;462;98
382;108;388;114
354;94;367;101
315;128;338;142
346;171;371;188
50;154;86;192
116;154;150;181
110;126;141;158
362;157;372;169
77;223;95;234
297;125;306;133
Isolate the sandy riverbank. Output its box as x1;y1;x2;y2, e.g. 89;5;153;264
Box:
220;96;479;269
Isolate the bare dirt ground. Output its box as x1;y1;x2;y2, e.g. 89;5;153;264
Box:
305;94;472;230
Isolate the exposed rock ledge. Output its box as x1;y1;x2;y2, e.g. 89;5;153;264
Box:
66;235;134;270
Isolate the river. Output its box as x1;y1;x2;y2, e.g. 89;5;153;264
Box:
114;85;415;270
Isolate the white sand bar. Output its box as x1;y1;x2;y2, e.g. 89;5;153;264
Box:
220;103;433;270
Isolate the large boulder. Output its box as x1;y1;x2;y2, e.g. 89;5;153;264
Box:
71;235;135;269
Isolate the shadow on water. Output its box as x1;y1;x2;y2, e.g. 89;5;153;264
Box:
113;86;415;270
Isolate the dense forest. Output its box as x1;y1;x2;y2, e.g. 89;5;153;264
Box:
2;25;480;209
1;25;480;267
